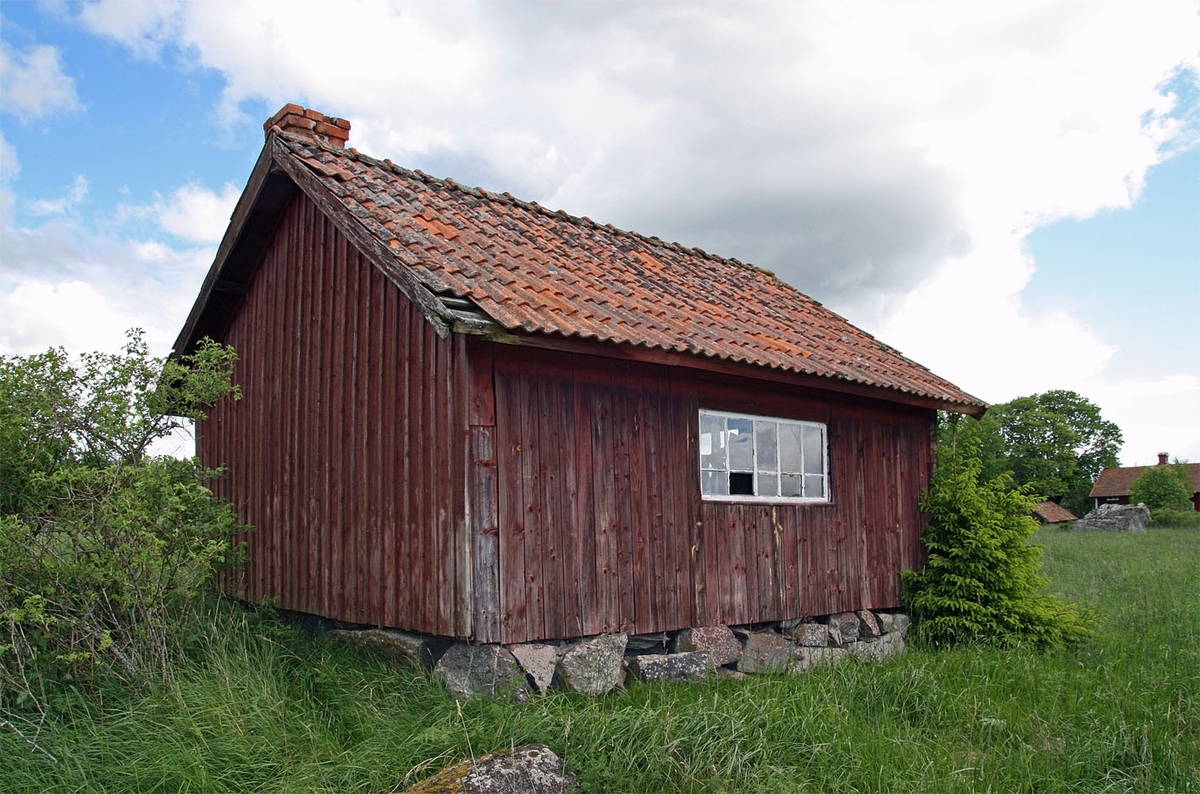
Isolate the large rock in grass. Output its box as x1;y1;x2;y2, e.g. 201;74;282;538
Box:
791;645;850;672
327;628;440;668
1073;503;1151;532
785;622;835;647
434;643;531;701
738;632;796;674
827;612;861;645
404;744;578;793
850;632;906;663
508;643;558;694
674;625;742;667
555;633;627;695
628;651;711;683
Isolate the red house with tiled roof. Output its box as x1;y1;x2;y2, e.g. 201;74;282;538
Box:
175;106;985;644
1089;454;1200;512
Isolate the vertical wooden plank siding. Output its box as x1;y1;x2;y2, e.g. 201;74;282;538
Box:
492;345;934;644
203;192;471;637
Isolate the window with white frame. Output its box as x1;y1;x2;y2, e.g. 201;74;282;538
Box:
698;410;828;501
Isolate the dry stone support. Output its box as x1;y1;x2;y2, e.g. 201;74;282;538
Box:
434;644;531;701
555;633;627;695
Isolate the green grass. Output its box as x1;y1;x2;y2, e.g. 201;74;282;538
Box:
3;527;1198;792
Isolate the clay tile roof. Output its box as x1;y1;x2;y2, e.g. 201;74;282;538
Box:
1032;501;1077;523
1089;463;1200;498
267;130;985;412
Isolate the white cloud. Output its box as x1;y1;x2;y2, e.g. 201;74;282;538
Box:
154;182;240;243
0;279;139;355
78;0;184;57
0;40;81;120
1091;375;1200;465
70;0;1200;465
31;174;89;216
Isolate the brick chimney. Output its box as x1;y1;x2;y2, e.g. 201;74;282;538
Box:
264;104;350;148
1158;452;1169;466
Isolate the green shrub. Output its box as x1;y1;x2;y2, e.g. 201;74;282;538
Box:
902;421;1092;647
1129;462;1194;513
0;332;244;731
1148;507;1200;528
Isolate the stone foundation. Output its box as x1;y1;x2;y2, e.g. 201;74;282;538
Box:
329;608;911;699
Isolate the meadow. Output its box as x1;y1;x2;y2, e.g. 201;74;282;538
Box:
2;525;1197;793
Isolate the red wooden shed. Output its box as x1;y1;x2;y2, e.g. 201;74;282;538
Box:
175;105;986;645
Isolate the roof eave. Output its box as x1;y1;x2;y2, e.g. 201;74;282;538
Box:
466;323;986;416
172;142;282;357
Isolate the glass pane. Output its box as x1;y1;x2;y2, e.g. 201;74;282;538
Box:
803;425;824;475
758;472;778;497
702;469;728;495
781;473;802;497
727;417;754;471
699;413;725;471
779;422;803;473
803;474;825;499
755;421;777;472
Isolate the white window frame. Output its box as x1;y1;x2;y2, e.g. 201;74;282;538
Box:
698;409;830;504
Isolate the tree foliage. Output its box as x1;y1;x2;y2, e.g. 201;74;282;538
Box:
0;331;244;733
1130;462;1194;513
903;416;1093;647
957;389;1122;516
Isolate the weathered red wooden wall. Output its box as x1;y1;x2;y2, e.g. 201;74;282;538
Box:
200;192;472;637
486;343;932;644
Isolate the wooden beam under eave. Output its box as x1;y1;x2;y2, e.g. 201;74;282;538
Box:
473;326;986;417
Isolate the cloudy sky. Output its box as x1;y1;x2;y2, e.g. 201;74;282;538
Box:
2;0;1198;465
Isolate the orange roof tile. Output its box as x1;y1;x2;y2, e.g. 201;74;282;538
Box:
268;132;984;412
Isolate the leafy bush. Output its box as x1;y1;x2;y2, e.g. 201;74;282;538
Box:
0;331;244;733
1148;508;1200;528
1129;462;1194;513
903;419;1092;647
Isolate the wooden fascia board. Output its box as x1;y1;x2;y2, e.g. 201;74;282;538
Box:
267;136;456;338
172;142;285;357
477;326;986;417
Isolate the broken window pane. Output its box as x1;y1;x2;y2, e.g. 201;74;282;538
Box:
727;417;754;471
699;413;725;471
779;422;803;473
729;471;754;495
781;473;802;497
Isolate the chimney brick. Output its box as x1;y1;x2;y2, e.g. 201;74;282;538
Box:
265;104;350;148
1158;452;1169;466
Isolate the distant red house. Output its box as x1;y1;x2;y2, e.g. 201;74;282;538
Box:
1089;453;1200;512
174;105;985;644
1032;501;1077;524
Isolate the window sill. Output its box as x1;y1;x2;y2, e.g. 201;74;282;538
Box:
701;495;832;506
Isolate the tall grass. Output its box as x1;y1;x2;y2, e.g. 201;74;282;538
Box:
3;527;1197;792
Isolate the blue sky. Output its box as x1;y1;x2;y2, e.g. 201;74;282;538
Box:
2;0;1198;465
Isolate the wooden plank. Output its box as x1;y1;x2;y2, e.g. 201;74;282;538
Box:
589;369;619;634
470;425;501;642
610;362;636;633
571;360;598;636
494;351;528;642
643;367;670;632
521;355;545;641
381;277;398;628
